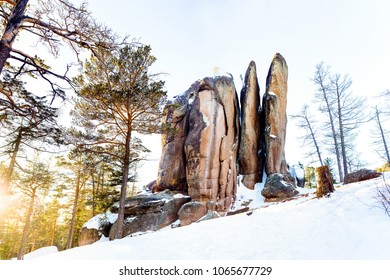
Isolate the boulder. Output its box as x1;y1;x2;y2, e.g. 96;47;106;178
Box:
238;61;264;189
78;212;117;246
78;228;100;246
109;190;190;239
155;93;189;192
185;76;240;211
343;169;382;184
178;201;208;226
261;173;299;201
262;53;289;176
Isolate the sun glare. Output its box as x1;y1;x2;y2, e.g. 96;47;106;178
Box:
0;186;10;220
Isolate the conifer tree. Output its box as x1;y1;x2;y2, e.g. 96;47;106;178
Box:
13;156;53;260
71;44;166;239
0;73;62;196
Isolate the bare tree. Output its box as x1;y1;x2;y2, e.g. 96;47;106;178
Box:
330;73;366;176
0;0;120;100
372;106;390;163
291;104;323;166
312;63;366;181
312;62;343;181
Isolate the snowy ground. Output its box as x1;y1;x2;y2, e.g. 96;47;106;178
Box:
30;173;390;260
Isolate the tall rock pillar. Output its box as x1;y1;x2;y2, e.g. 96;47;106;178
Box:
263;53;289;175
238;61;264;189
155;94;189;192
185;77;240;211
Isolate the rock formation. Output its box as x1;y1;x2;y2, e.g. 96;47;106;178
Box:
262;53;289;176
109;190;190;239
238;61;264;189
260;53;298;201
185;77;240;211
155;53;298;209
155;95;189;192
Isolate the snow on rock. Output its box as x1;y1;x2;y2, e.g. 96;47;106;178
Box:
83;212;118;230
78;212;118;246
33;173;390;260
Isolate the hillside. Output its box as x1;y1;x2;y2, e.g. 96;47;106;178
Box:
30;173;390;260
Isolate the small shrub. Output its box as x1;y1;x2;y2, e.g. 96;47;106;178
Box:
377;176;390;217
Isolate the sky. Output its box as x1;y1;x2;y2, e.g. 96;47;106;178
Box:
11;0;389;183
79;0;390;170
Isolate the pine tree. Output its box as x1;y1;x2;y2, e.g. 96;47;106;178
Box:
71;44;166;239
13;155;53;260
0;73;62;196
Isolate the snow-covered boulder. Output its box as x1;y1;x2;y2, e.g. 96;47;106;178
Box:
78;212;117;246
109;190;190;239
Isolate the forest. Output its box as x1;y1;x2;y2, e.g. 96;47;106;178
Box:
0;0;389;260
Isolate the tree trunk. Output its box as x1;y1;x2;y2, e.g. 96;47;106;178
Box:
325;102;343;182
49;205;59;246
316;166;335;198
115;128;132;239
0;0;29;73
376;108;390;162
315;65;343;182
66;172;81;249
307;117;323;166
2;127;23;196
336;85;349;178
17;188;36;260
92;174;96;216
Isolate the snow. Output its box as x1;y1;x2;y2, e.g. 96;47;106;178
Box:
30;173;390;260
173;193;191;199
83;212;118;230
21;246;58;260
267;91;277;96
291;164;305;179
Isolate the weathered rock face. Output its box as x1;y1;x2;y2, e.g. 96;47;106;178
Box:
185;77;240;211
343;169;382;184
238;61;264;190
178;201;208;226
78;212;117;246
109;190;190;239
263;53;289;176
78;228;100;246
261;173;298;201
155;96;189;192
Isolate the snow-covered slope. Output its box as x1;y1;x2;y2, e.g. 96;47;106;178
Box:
34;173;390;260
